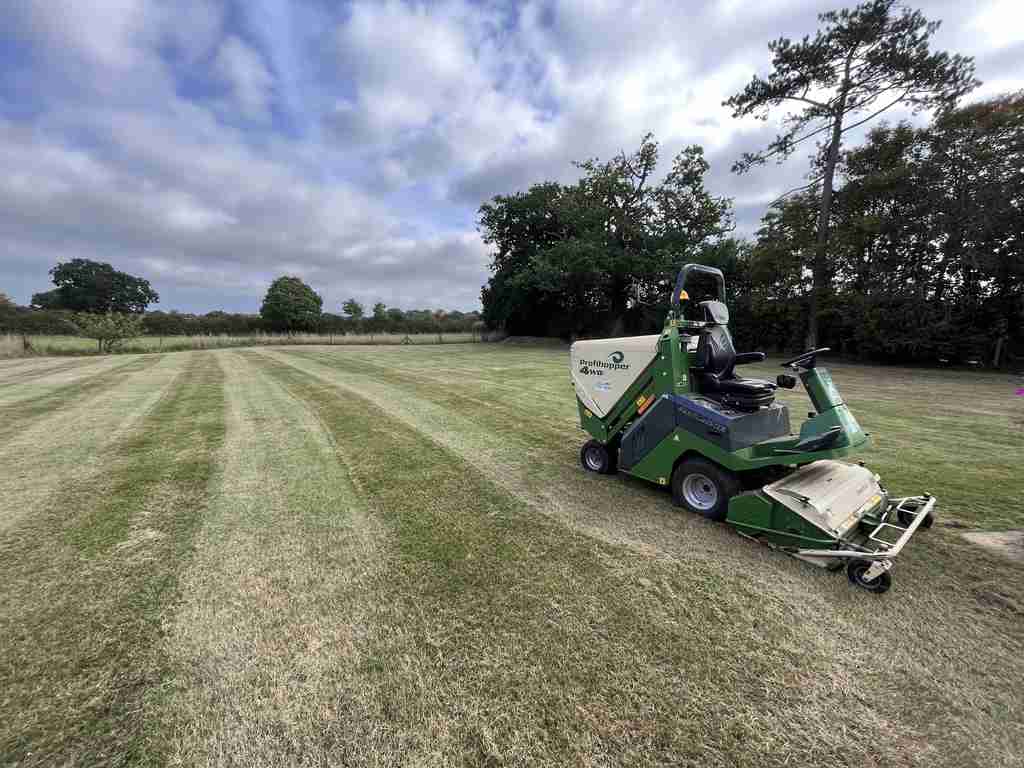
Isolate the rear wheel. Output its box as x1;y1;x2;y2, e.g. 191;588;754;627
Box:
846;560;892;594
580;440;615;474
671;457;739;522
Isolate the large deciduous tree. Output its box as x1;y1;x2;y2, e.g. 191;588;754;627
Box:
29;289;63;310
724;0;977;347
567;135;733;335
33;259;159;313
260;276;323;332
479;182;571;335
480;134;732;338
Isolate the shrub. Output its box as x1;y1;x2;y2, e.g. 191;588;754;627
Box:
73;312;146;354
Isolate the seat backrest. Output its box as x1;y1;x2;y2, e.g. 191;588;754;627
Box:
694;300;736;377
699;300;729;325
695;324;737;377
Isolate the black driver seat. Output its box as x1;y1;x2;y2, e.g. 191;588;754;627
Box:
692;300;775;411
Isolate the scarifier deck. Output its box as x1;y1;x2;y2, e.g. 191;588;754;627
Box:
762;460;884;539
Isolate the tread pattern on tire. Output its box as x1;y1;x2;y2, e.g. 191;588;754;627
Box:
580;439;615;474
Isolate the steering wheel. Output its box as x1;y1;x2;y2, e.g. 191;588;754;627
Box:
781;347;831;369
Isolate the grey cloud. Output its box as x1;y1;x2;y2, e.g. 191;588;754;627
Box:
976;41;1024;82
322;101;380;145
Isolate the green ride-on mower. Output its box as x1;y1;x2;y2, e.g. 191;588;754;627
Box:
571;264;935;593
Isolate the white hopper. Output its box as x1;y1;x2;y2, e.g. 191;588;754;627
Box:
570;334;661;417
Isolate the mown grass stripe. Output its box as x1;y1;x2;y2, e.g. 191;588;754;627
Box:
246;350;927;768
0;355;163;440
0;355;186;535
0;357;102;386
0;355;128;395
156;351;393;765
284;348;577;443
261;347;719;565
261;347;1024;768
0;353;226;767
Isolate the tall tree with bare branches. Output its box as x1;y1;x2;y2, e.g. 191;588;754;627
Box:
725;0;978;347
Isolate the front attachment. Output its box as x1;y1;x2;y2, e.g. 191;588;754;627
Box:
727;460;936;593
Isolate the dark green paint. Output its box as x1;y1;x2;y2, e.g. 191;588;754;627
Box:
726;493;839;549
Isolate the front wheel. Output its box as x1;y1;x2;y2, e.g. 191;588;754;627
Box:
671;457;740;522
846;560;892;594
580;440;615;474
897;505;934;530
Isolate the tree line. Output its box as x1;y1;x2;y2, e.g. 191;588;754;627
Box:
2;261;481;352
745;92;1021;366
479;0;1021;366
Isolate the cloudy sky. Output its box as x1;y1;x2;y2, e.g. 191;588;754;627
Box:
1;1;1020;313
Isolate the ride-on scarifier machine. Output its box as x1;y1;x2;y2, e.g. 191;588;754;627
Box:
571;264;935;593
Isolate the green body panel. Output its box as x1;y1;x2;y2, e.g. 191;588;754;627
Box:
622;416;867;485
725;488;890;550
801;368;843;411
726;492;838;548
666;324;693;394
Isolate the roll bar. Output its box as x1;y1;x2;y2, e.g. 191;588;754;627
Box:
671;263;726;309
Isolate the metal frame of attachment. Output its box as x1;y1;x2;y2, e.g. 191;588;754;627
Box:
793;495;936;567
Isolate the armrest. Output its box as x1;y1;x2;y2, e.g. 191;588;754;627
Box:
735;352;766;365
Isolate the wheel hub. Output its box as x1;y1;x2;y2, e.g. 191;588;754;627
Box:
682;473;718;510
859;560;891;583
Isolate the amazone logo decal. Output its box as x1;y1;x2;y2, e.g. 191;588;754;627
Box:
578;355;630;375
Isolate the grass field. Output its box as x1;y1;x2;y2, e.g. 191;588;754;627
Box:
0;332;487;358
1;345;1022;767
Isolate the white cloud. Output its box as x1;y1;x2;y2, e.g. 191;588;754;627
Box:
339;1;476;129
18;0;154;70
7;0;224;100
969;0;1024;52
213;36;275;120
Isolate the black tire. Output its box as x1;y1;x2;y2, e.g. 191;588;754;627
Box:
846;560;892;594
580;440;614;474
897;506;935;530
671;457;740;522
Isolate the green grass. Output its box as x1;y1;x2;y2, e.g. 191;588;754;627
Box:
0;356;162;441
0;345;1022;767
0;353;226;766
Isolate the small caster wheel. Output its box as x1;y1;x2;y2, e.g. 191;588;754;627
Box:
898;506;934;529
846;560;892;594
580;439;615;474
